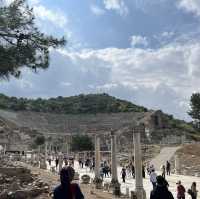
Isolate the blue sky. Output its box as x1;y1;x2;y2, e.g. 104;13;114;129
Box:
1;0;200;121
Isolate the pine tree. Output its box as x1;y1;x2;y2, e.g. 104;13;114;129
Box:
189;93;200;127
0;0;66;79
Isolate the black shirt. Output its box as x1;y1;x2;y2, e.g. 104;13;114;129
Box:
53;183;84;199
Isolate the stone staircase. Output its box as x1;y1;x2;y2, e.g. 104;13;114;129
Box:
150;146;180;171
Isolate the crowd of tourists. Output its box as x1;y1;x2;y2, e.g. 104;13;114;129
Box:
148;161;198;199
48;157;198;199
150;175;197;199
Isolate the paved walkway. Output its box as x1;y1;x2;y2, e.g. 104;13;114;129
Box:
21;154;200;199
46;160;200;199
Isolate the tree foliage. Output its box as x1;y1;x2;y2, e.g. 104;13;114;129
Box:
34;135;45;146
71;135;94;152
189;93;200;123
0;93;148;113
0;0;66;79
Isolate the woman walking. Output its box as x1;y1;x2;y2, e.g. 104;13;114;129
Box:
188;182;198;199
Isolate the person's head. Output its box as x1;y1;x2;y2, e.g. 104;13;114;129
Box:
60;166;75;185
156;175;167;186
152;169;155;172
176;180;181;185
192;182;196;187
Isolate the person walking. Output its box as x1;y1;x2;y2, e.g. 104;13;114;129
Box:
150;175;174;199
121;167;126;183
53;166;84;199
55;157;59;169
150;169;157;190
161;165;166;179
48;157;51;166
142;164;145;178
188;182;198;199
100;167;104;180
131;163;135;178
166;161;171;176
176;181;186;199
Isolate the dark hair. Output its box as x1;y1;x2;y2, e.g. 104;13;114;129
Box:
60;166;75;184
192;182;196;187
156;175;168;186
60;167;75;199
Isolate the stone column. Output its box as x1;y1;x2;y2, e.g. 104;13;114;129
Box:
175;155;181;174
111;130;118;183
111;130;121;196
58;152;63;173
94;135;101;179
38;146;41;167
3;144;6;155
94;135;103;189
133;124;146;199
44;141;48;168
30;153;34;164
66;141;69;158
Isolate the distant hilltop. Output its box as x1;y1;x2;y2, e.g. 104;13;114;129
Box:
0;93;199;151
0;93;147;114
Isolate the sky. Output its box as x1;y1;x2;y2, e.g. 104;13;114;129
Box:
1;0;200;121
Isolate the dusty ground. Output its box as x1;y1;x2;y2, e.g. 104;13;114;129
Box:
175;144;200;176
20;162;118;199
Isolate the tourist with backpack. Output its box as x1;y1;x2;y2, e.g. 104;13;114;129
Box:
53;166;84;199
176;181;186;199
150;175;174;199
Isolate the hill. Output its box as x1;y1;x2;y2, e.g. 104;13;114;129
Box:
0;93;147;114
0;93;199;152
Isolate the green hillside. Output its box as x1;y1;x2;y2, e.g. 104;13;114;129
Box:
0;93;147;114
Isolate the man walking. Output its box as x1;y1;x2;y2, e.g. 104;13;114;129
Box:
121;167;126;183
166;161;171;176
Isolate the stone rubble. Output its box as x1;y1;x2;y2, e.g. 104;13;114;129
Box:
0;161;50;199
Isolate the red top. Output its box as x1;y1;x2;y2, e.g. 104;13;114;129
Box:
177;185;185;197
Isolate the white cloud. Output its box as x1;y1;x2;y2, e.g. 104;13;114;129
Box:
96;83;118;91
130;35;148;48
28;0;40;5
103;0;128;16
2;37;200;120
161;31;175;38
60;43;200;94
19;80;33;89
33;5;68;28
178;0;200;16
60;82;72;87
90;5;105;16
58;40;200;120
1;0;13;6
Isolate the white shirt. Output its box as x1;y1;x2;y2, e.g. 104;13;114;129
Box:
150;172;157;183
